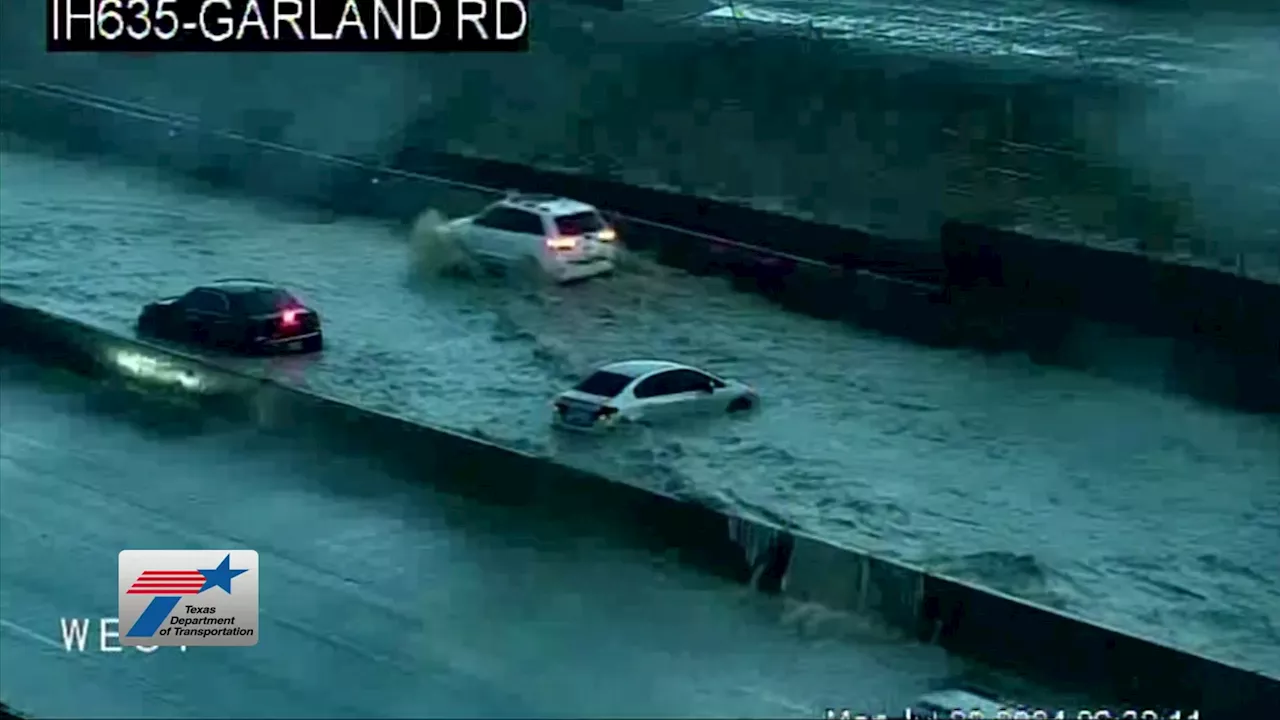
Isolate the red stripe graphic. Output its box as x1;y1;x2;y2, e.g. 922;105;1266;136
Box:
127;570;206;595
132;581;205;584
132;581;204;584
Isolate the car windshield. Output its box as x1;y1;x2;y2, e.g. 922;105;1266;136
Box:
574;370;632;398
233;288;297;314
554;211;606;236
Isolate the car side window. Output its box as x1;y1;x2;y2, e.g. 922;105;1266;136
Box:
474;207;544;235
472;207;508;230
508;209;545;236
700;371;726;390
633;371;676;399
666;370;717;394
180;289;229;314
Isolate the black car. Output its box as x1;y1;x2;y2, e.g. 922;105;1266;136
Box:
136;279;323;354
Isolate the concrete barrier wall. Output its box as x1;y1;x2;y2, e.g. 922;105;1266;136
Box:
943;220;1280;353
942;221;1280;412
2;296;1276;715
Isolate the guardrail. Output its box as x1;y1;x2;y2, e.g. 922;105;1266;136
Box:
2;295;1277;715
1;79;1275;412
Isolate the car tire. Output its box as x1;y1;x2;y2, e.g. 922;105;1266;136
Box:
727;396;754;413
301;334;324;353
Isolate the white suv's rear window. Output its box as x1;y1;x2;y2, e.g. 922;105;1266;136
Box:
554;211;607;236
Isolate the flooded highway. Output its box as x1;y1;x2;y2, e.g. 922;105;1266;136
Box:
2;146;1277;681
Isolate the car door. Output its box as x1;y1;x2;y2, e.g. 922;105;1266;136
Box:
470;207;544;262
466;207;510;260
632;370;718;422
664;369;725;416
497;208;547;263
631;371;675;422
176;289;232;347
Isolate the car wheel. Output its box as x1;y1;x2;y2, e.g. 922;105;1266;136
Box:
301;335;324;353
727;396;754;413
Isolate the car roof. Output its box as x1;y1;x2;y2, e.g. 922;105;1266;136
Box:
497;193;599;217
200;278;284;294
595;360;694;378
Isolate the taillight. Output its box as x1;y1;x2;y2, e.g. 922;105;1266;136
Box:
280;308;301;327
596;227;617;241
546;236;579;251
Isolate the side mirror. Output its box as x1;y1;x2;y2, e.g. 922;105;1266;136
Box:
700;382;716;393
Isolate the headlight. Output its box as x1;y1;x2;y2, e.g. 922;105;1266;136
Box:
110;349;207;392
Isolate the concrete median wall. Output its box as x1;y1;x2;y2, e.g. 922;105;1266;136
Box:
2;296;1276;716
942;221;1280;411
942;220;1280;353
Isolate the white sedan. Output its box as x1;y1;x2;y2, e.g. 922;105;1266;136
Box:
552;360;758;431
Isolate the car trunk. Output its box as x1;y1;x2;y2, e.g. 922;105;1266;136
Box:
550;212;613;265
551;236;610;265
554;390;615;427
254;310;319;340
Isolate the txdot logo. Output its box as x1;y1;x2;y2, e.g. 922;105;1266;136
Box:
119;550;259;647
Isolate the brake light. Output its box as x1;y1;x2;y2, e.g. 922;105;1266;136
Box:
280;308;300;327
596;227;617;241
546;236;579;251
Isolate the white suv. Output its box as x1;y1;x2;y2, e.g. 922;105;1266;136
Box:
441;193;620;283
